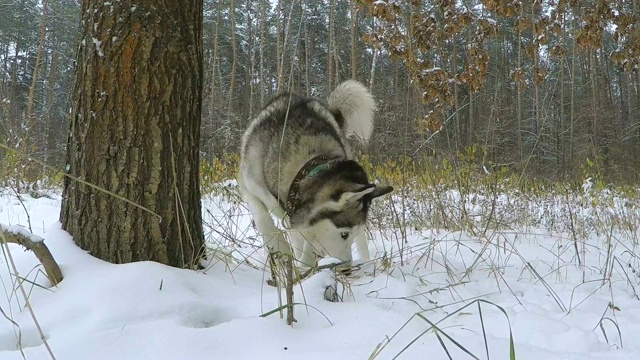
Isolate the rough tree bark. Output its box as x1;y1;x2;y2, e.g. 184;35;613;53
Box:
60;1;205;268
328;0;335;90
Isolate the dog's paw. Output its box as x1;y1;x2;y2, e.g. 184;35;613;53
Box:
324;283;339;302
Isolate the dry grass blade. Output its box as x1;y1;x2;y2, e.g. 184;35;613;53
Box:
15;272;55;294
398;313;479;360
597;317;623;349
475;299;516;360
432;327;455;360
478;301;490;359
612;257;638;300
567;279;607;313
370;299;516;360
0;237;57;359
260;302;333;326
0;305;25;359
526;262;567;312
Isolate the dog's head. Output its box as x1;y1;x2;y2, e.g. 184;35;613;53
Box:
290;160;393;264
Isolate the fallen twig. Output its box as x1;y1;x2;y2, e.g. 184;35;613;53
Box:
0;224;63;286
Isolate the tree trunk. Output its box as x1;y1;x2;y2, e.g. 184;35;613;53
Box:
259;0;267;103
516;25;523;162
276;0;283;92
25;0;48;130
559;53;565;178
589;49;599;158
350;0;358;79
559;15;566;178
303;5;310;96
60;0;205;268
44;45;59;165
228;0;237;120
531;4;540;173
328;0;335;90
247;0;255;117
369;47;378;89
569;16;576;169
0;45;9;157
453;35;461;149
8;43;20;147
207;0;222;156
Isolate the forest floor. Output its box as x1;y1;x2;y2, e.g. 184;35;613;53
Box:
0;182;639;360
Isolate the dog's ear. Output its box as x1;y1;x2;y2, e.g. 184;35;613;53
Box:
368;185;393;200
342;184;376;203
322;185;393;212
322;185;375;211
330;184;393;208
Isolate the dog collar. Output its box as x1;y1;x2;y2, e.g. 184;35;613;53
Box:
284;155;337;213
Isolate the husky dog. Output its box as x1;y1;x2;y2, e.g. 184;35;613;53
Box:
239;80;393;275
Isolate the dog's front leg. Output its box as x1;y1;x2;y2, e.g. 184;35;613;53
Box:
298;238;319;271
243;193;293;257
289;229;304;261
256;217;291;258
354;229;371;261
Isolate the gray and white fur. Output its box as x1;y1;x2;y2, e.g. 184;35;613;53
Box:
239;80;393;273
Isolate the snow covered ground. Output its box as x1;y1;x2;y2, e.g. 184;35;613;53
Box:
0;184;639;360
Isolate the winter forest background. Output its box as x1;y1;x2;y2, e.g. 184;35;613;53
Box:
2;1;640;358
2;0;640;184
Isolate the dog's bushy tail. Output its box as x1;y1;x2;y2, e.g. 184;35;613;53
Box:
328;80;376;145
